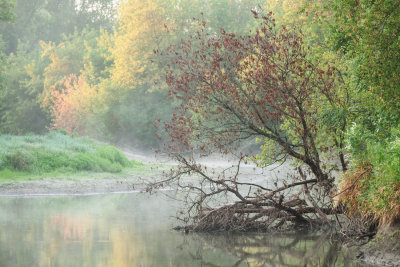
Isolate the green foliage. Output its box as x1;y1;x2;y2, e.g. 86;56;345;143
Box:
295;0;400;224
321;0;400;119
0;131;135;176
252;138;282;167
0;0;15;22
0;0;398;225
108;88;173;147
0;42;50;134
178;0;264;34
41;28;108;106
6;150;35;171
343;123;400;222
104;0;267;148
0;0;271;149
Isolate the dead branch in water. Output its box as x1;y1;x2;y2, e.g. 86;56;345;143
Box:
149;153;340;232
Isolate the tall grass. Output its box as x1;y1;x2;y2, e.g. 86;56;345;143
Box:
0;131;136;176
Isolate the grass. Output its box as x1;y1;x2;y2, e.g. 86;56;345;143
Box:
0;131;148;182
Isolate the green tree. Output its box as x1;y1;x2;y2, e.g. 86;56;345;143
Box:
315;0;400;225
0;0;14;22
0;43;50;134
42;28;114;136
321;0;400;119
40;28;107;108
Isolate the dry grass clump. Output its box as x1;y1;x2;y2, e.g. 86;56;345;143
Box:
336;163;400;227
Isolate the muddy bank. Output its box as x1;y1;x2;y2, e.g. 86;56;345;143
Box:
0;175;152;197
355;228;400;267
0;151;161;197
0;151;269;197
358;249;400;267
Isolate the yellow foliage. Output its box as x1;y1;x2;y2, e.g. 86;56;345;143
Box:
82;29;114;85
265;0;310;26
264;0;331;43
111;0;166;88
40;37;87;108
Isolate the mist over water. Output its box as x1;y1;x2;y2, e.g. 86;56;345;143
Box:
0;192;362;267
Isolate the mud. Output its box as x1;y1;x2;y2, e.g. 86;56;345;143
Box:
0;176;150;197
356;228;400;267
358;250;400;267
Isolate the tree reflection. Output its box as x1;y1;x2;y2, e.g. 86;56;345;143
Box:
0;195;363;267
181;231;361;267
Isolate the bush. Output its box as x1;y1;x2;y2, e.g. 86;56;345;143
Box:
7;150;35;171
70;153;100;171
340;124;400;224
95;146;131;167
32;150;70;172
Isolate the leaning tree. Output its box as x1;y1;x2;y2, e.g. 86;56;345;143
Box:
154;12;347;231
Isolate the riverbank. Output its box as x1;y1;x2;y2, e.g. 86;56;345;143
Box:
0;132;165;196
0;132;136;180
0;147;164;196
0;173;158;196
0;150;161;197
354;226;400;267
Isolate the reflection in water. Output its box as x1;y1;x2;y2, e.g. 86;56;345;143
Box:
0;193;362;266
185;232;359;267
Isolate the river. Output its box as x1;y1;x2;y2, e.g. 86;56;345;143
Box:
0;191;366;266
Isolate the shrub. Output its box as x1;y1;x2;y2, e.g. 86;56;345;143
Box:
33;150;71;172
339;124;400;225
95;146;131;167
70;153;100;171
7;150;35;171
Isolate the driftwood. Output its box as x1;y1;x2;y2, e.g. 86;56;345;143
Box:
149;153;340;232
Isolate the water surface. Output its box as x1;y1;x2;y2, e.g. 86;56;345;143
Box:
0;192;362;266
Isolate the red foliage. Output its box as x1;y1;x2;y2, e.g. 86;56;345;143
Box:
162;13;337;183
